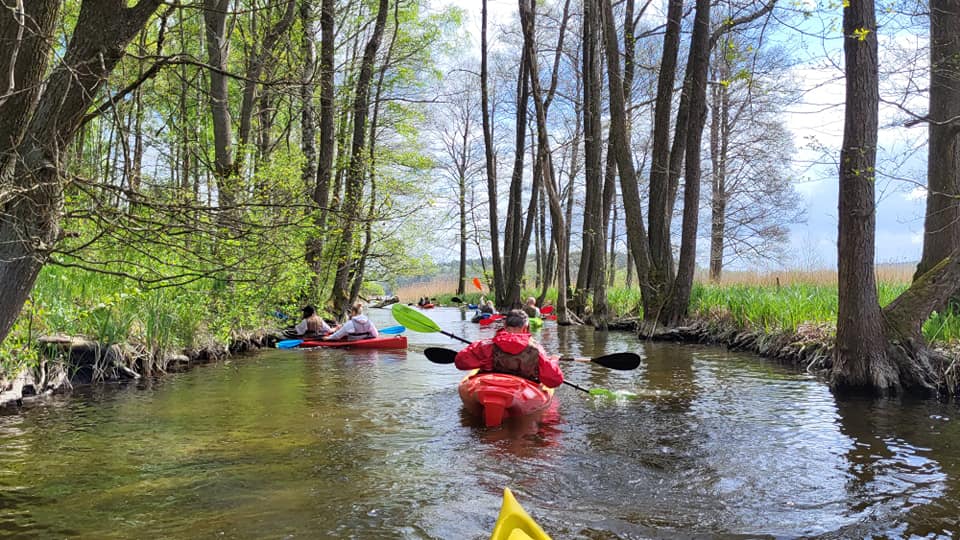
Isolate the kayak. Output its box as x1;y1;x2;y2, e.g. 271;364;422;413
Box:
458;371;554;428
478;314;504;326
297;335;408;349
491;487;551;540
420;303;435;309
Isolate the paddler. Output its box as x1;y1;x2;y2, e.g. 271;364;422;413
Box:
284;305;333;338
454;309;564;387
324;302;379;341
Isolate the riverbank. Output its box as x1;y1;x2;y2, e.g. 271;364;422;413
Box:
0;331;278;409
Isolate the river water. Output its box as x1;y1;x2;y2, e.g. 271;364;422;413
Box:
1;307;957;539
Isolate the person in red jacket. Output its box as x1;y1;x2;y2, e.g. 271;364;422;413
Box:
454;309;564;388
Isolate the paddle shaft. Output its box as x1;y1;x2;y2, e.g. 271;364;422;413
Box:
440;332;590;394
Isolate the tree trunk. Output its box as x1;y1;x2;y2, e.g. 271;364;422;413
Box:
708;58;729;282
576;0;603;317
915;0;960;296
480;0;504;306
643;0;684;316
600;0;653;307
520;0;570;323
203;0;237;211
300;1;318;194
0;0;160;345
667;0;712;324
832;0;888;392
328;0;389;320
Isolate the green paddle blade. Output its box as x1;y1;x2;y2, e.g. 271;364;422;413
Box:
589;388;637;399
529;317;543;331
392;303;442;333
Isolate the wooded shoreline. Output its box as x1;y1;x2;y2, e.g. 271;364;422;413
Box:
4;307;958;411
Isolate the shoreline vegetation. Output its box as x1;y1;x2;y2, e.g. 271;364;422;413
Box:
3;267;959;409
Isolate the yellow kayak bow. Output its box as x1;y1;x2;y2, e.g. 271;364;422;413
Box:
490;487;551;540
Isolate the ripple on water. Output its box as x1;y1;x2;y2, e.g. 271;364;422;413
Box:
0;315;958;538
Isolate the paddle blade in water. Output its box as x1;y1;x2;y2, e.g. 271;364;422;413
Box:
424;347;458;364
391;303;441;333
588;388;637;399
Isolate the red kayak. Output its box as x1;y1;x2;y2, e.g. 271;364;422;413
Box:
297;336;408;349
478;314;504;326
458;371;555;427
420;303;435;309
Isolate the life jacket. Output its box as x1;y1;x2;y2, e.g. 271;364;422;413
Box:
492;342;540;382
303;315;323;337
347;316;374;340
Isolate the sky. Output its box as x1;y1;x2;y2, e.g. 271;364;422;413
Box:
429;0;931;271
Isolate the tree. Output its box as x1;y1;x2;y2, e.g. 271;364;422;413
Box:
0;0;161;345
914;0;960;294
434;76;484;296
707;38;804;280
328;0;390;320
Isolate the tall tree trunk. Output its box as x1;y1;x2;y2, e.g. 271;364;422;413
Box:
643;0;684;316
576;0;603;316
520;0;570;323
300;1;317;194
328;0;389;320
203;0;237;213
832;0;887;391
481;0;504;303
501;42;531;308
238;0;295;161
915;0;960;297
600;0;653;308
708;59;729;282
666;0;711;324
0;0;160;345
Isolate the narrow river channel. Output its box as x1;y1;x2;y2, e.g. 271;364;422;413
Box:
1;307;957;538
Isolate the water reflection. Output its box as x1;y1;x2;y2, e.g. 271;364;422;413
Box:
0;308;958;538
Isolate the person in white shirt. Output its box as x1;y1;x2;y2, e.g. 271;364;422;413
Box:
324;303;379;341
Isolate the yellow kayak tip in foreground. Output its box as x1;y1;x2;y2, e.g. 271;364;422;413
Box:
490;487;551;540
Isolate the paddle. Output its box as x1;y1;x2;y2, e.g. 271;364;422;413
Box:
276;324;406;349
472;277;483;291
424;347;641;370
392;304;471;344
392;304;640;395
423;347;622;395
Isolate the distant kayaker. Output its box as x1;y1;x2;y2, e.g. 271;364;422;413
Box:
522;297;541;319
324;302;379;341
285;305;333;338
479;299;495;314
454;309;563;388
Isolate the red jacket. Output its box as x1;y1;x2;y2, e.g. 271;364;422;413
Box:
454;330;564;388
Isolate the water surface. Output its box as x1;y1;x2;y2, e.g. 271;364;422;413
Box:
1;308;957;538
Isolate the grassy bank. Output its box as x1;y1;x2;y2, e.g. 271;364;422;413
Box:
0;264;301;378
397;267;960;345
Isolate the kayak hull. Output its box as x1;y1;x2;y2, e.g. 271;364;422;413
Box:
491;487;551;540
458;371;554;428
297;336;407;349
